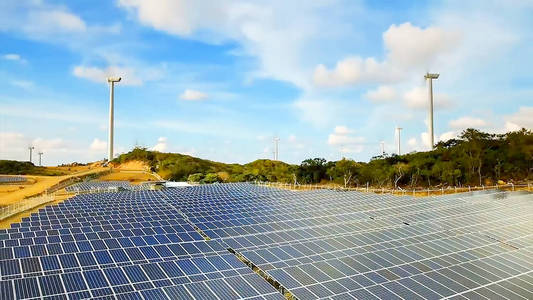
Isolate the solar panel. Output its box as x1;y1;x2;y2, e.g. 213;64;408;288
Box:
0;183;531;299
0;176;26;184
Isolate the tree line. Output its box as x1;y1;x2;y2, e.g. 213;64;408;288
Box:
113;128;531;187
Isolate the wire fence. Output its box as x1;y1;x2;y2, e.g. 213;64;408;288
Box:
0;194;55;221
254;181;532;196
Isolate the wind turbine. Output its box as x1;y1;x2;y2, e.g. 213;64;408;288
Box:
38;152;43;166
425;72;439;150
396;127;402;155
28;146;35;163
107;77;121;162
273;137;280;161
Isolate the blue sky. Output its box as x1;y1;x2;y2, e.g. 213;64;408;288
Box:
1;0;532;166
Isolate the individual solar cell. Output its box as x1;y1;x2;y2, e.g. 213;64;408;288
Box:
124;265;149;283
0;281;14;300
39;274;64;296
185;281;217;299
61;272;87;292
14;277;40;299
84;269;109;289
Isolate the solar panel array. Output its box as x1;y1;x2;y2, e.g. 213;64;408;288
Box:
0;189;281;299
0;182;532;299
164;184;533;300
66;181;134;192
0;176;27;184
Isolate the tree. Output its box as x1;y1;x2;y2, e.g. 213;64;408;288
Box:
297;158;328;183
327;158;359;187
202;173;221;184
187;173;204;183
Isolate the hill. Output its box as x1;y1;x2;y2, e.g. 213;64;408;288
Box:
112;148;296;183
0;160;68;176
114;128;532;187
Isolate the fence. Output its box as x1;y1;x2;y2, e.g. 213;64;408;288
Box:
0;194;55;221
254;181;532;196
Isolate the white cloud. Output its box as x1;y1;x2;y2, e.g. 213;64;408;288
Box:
151;137;168;152
180;89;208;101
28;10;86;33
2;53;26;63
504;106;533;131
328;125;365;153
9;80;34;89
364;86;396;102
32;137;67;152
313;57;391;87
439;131;457;142
383;22;459;69
313;22;460;87
449;117;488;129
403;86;452;109
116;1;359;89
333;126;351;135
73;65;143;86
0;2;87;37
90;138;107;152
407;137;417;148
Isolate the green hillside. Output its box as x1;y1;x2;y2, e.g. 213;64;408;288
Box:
114;128;532;187
0;160;66;176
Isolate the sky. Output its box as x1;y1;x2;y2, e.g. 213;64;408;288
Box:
0;0;532;166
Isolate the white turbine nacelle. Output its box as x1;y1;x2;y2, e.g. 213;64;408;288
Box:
107;77;121;83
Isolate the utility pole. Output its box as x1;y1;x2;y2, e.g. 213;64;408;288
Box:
107;77;121;162
28;146;34;163
273;137;280;161
396;127;402;155
425;72;439;150
38;152;43;166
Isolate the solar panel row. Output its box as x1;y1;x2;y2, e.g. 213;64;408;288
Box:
66;181;134;192
0;176;26;183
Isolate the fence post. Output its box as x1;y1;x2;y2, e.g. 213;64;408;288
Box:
511;183;515;191
468;186;471;192
427;188;430;196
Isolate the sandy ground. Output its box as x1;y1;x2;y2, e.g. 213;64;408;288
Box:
0;166;108;206
99;171;159;184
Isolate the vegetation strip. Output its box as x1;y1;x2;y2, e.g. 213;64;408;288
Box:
111;128;531;188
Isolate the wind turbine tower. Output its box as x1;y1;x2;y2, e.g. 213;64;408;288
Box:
380;141;385;156
28;146;34;163
107;77;121;162
425;72;439;150
38;152;43;166
273;137;280;161
396;127;402;155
